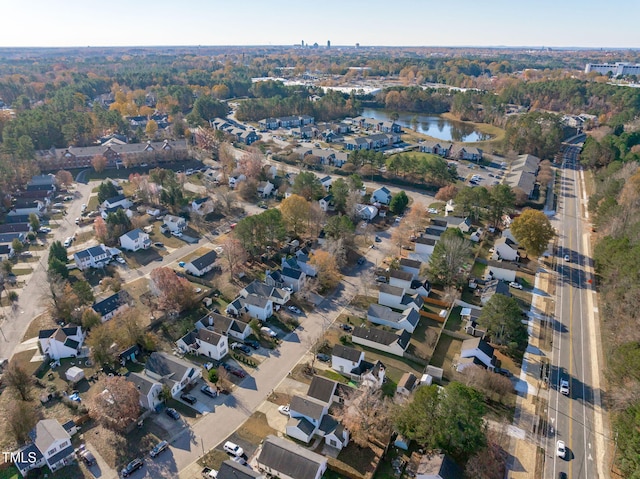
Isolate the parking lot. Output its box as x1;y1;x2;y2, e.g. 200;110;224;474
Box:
453;156;508;188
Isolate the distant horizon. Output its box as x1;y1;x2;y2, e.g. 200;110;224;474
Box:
0;0;638;50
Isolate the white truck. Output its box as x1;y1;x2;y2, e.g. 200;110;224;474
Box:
201;467;217;478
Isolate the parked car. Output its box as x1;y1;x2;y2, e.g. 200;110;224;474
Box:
231;343;251;354
341;324;353;332
38;227;51;234
375;236;382;242
64;237;73;247
166;408;180;420
288;305;302;314
115;256;126;264
153;242;164;248
495;367;511;377
172;231;183;238
223;441;244;457
121;458;144;477
150;440;169;458
261;326;277;338
245;339;260;350
81;203;87;212
75;217;80;225
357;257;365;265
428;208;439;214
230;369;246;378
509;281;523;290
316;353;330;363
180;393;197;405
560;379;570;396
78;448;96;466
201;385;218;398
204;362;214;371
375;276;387;283
278;404;290;415
556;440;566;458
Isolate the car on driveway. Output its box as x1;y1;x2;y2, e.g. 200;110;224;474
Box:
230;369;246;378
375;276;387;283
556;440;566;458
201;385;218;398
278;404;290;415
166;408;180;420
341;324;353;332
316;353;330;362
261;326;277;338
375;236;381;242
288;305;302;314
428;208;439;214
115;256;126;264
245;339;260;350
121;458;144;477
180;393;197;405
223;441;244;457
231;343;251;354
150;440;169;458
153;242;164;248
172;231;183;238
509;281;523;290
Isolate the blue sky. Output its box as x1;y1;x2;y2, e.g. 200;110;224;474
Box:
0;0;637;48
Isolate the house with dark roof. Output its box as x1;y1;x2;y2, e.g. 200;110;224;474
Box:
176;327;228;360
184;249;218;277
191;196;214;216
102;194;132;210
215;459;264;478
240;280;290;306
367;304;420;333
419;140;452;157
378;284;424;312
396;372;418;396
388;269;414;291
119;228;151;252
399;258;422;280
492;237;519;262
480;279;512;305
449;145;483;161
431;215;472;233
226;294;273;321
257;181;274;197
280;266;306;292
92;291;130;322
197;312;252;341
38;326;85;360
411;453;462;479
265;269;286;289
257;435;328;479
352;326;411;357
0;223;31;234
126;371;164;411
372;186;392;205
144;352;202;397
0;243;13;261
13;419;75;477
319;194;335;212
73;244;111;270
458;337;497;372
331;344;364;375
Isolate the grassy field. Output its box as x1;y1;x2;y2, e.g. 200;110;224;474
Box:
429;334;463;380
441;112;506;145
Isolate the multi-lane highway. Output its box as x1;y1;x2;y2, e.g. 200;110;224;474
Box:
546;145;606;479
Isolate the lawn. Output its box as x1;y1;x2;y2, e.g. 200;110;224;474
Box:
327;441;383;479
0;467;19;479
470;260;487;278
429;334;463;380
408;317;441;361
150;222;185;249
11;267;33;276
444;307;463;333
235;411;277;446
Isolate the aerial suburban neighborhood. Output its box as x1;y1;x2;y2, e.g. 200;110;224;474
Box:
0;10;636;479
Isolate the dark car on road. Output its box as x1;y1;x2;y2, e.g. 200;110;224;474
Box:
180;393;197;405
166;408;180;420
316;353;330;362
121;458;144;477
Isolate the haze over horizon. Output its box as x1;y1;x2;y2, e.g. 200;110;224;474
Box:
0;0;638;49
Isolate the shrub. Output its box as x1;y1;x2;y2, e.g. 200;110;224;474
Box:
208;368;218;383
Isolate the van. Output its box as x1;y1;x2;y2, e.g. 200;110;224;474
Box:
223;441;244;457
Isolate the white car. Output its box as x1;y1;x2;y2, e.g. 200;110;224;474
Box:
261;326;277;338
64;237;73;247
172;231;183;238
556;440;566;458
428;208;438;214
509;281;523;290
115;256;126;264
223;441;244;457
288;306;301;314
278;404;290;416
560;379;570;396
81;203;87;211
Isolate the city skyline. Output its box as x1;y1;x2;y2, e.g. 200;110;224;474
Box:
0;0;638;49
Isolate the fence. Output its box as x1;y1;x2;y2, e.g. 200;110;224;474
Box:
419;310;445;322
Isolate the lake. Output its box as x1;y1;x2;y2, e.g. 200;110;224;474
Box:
360;108;491;142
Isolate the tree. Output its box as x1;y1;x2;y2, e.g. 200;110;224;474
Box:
91;154;107;173
72;280;94;305
145;119;158;137
280;194;311;236
478;294;528;356
435;184;458;202
222;236;248;277
48;257;69;279
292;171;323;201
215;188;237;214
389;190;410;215
28;213;40;233
97;181;119;204
89;376;140;432
310;250;341;292
427;229;471;287
486;184;515;227
238;148;264;180
93;216;108;241
4;361;33;401
340;384;394;447
81;308;102;330
55;169;74;188
1;260;12;275
150;267;196;314
11;238;24;255
465;429;508;479
7;400;39;444
395;384;441;447
324;214;354;240
86;323;117;365
510;209;555;258
48;240;68;264
330;178;350;213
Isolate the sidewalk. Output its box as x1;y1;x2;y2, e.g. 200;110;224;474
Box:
508;267;554;478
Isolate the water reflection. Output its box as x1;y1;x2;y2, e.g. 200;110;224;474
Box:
361;108;490;142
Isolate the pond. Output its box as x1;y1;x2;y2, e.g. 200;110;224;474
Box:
360;108;492;142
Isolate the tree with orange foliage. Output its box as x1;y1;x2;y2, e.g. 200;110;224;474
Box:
91;154;107;173
55;170;74;188
89;376;140;432
435;184;458;202
310;250;341;293
150;267;196;314
94;216;107;242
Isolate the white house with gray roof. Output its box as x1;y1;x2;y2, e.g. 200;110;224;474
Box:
13;419;75;477
331;344;364;375
226;294;273;321
176;327;228;360
257;435;327;479
73;244;111;270
367;304;420;333
372;186;392;205
144;352;202;398
184;249;218;277
352;326;412;357
240;280;290;306
197;312;252;341
119;228;151;252
126;372;164;411
38;326;85;360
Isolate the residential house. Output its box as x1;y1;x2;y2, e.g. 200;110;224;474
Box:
126;372;164;411
399;258;422;280
352;326;411;357
265;269;286;289
278;116;302;128
388;269;414;291
102;194;132;210
450;145;483;161
184;249;218;277
396;372;418;396
457;337;496;372
119;228;151;252
365;133;392;149
379;120;401;133
257;181;274;198
216;460;264;479
191;197;214;216
286;250;318;278
319;175;332;191
13;419;75;477
372;186;392;205
486;259;519;282
92;291;130;322
163;214;187;233
332;151;349;167
505;154;541;199
331;344;364;375
228;174;246;189
257;435;327;479
0;223;31;235
38;326;85;360
480;279;512;305
144;352;202;398
100;204;133;220
240;280;290;306
311;149;336;165
280;267;306;292
197;313;252;341
367;304;420;334
226;294;273;321
461;307;486;338
356;203;379;220
501;228;519;245
411;453;462;479
258;118;279;130
432;215;471;233
0;244;13;261
238;130;259;145
0;232;26;244
319;194;335;212
74;245;111;270
414;236;437;257
492;237;519;261
28;174;56;187
343;137;371;151
286;395;328;443
378;284;424;312
292;125;317;139
419;141;452;157
176;328;228;361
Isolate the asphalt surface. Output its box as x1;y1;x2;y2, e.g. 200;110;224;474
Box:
546;145;605;479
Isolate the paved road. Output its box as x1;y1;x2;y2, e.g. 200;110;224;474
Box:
545;145;606;479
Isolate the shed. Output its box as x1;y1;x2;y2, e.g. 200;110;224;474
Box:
65;366;85;383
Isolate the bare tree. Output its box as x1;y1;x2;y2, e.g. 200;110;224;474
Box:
339;384;394;447
464;428;509;479
4;361;33;401
89;376;141;432
215;188;237;214
6;400;40;444
222;236;248;277
345;190;362;223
